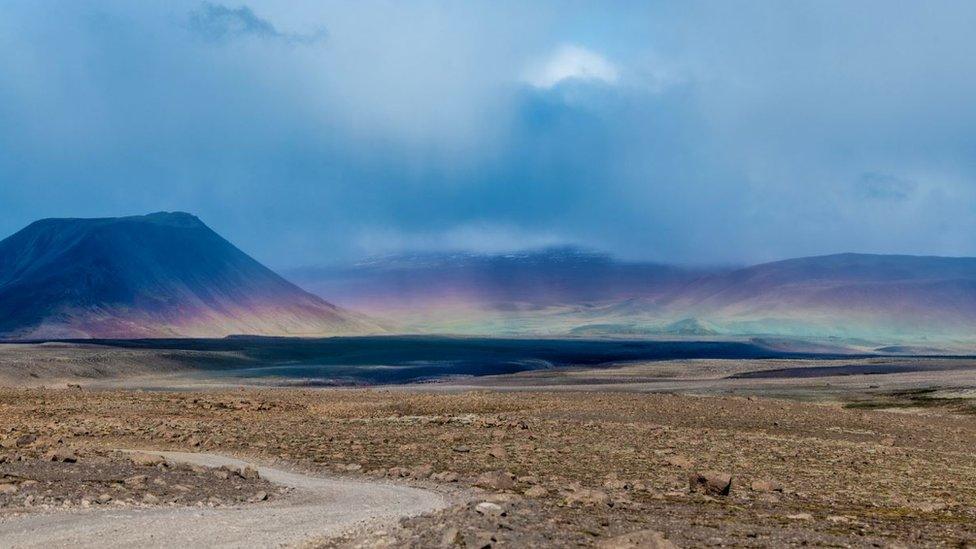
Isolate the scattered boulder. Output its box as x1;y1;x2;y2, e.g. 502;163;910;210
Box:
475;470;515;491
565;488;612;507
431;471;459;483
597;529;677;549
440;527;463;547
409;464;433;479
750;479;784;493
12;434;37;448
123;474;149;487
45;449;79;463
0;483;17;495
238;466;261;480
474;501;505;516
786;512;814;521
524;485;549;498
96;493;113;505
688;471;732;496
488;445;508;460
452;445;471;453
387;467;410;478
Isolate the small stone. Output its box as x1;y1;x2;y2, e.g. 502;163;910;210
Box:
452;445;471;453
474;470;515;491
787;513;814;521
565;488;612;507
124;475;149;487
750;479;784;493
597;529;677;549
96;493;113;504
431;471;459;482
409;464;433;479
827;515;850;523
474;501;505;516
238;466;261;480
14;435;37;448
524;485;549;498
142;493;160;504
487;445;508;460
45;449;78;463
129;453;165;467
252;491;269;502
0;483;17;495
440;527;463;546
688;471;732;496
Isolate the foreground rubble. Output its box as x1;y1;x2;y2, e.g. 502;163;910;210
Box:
0;387;974;547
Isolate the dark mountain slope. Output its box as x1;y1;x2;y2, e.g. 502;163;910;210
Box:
0;212;379;339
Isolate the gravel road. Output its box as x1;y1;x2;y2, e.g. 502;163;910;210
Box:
0;450;452;548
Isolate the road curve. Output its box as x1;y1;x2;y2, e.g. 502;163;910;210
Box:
0;450;452;548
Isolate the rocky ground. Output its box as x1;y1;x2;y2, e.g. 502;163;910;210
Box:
0;386;973;547
0;439;280;515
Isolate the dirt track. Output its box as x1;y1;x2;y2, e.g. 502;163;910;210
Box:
0;450;452;548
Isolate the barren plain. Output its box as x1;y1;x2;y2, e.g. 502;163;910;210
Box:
1;342;975;547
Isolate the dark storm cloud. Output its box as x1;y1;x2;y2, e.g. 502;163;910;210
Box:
1;1;976;268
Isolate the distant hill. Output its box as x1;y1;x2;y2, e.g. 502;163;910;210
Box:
287;247;708;310
0;212;380;339
290;251;976;343
660;253;976;339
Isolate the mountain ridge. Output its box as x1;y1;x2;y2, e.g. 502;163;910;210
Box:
289;250;976;342
0;212;380;339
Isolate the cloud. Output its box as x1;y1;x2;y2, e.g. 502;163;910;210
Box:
525;45;618;89
857;172;917;201
188;2;326;45
354;223;574;256
3;2;976;268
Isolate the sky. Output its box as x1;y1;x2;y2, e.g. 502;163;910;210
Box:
2;1;976;269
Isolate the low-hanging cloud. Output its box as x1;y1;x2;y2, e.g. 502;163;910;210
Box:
188;2;326;45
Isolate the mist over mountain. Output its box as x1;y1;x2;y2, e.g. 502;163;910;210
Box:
657;253;976;340
291;250;976;343
286;247;712;310
0;212;378;339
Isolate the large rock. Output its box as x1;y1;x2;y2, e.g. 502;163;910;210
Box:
688;471;732;496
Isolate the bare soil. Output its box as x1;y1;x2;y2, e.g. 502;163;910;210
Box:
0;384;974;547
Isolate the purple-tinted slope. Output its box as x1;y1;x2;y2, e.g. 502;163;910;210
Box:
661;253;976;334
287;247;709;311
0;212;379;339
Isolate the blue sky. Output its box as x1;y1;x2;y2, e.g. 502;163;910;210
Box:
2;1;976;268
